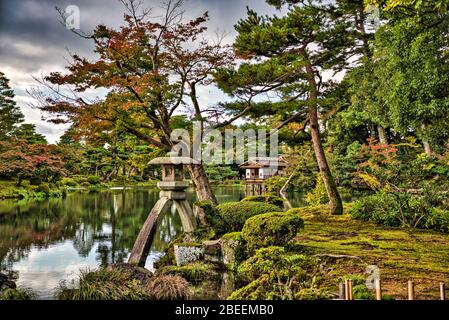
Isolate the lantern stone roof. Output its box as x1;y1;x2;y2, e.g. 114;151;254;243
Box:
239;157;288;169
148;156;200;165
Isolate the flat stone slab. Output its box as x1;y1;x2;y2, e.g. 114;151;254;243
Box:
158;181;190;191
203;240;221;255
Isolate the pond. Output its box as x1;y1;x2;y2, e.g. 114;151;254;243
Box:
0;186;306;299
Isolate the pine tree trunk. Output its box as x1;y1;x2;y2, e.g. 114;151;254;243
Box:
303;55;343;215
187;164;218;206
309;108;343;215
378;126;388;144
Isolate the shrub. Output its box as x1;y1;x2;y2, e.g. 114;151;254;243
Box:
87;176;101;185
229;247;313;300
80;182;91;187
57;268;151;300
350;191;430;229
131;175;144;182
61;178;78;187
29;176;42;186
194;201;226;235
349;192;400;227
242;212;304;252
294;288;332;300
57;265;190;300
340;275;374;300
74;177;88;184
216;201;281;233
36;183;50;195
145;275;191;300
305;173;328;206
241;195;284;208
264;176;288;193
424;208;449;233
227;274;270;300
0;288;34;300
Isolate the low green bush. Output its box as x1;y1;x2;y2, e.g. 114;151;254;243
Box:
0;288;35;300
229;247;314;300
130;175;144;182
424;208;449;233
57;265;190;300
216;201;281;233
194;200;226;235
87;176;101;185
61;178;78;187
74;177;88;184
242;212;304;252
349;191;428;228
241;195;284;208
29;176;42;186
36;183;50;194
80;182;91;187
340;275;374;300
305;173;328;206
294;288;332;300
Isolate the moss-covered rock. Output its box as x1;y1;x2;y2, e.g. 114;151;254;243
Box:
158;262;219;284
241;195;284;209
216;201;281;234
220;232;247;270
242;212;304;252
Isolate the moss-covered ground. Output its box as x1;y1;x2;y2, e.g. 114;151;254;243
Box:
293;205;449;300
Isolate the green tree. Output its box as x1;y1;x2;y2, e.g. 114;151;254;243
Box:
373;15;449;155
366;0;449;14
0;71;24;140
216;1;361;214
13;123;47;144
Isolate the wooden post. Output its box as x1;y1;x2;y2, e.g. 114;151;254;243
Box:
348;279;353;300
440;282;445;300
408;281;415;300
344;280;349;300
375;279;382;300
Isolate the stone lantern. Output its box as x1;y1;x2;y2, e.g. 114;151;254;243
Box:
128;154;200;267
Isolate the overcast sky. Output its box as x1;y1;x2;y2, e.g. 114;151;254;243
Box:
0;0;279;143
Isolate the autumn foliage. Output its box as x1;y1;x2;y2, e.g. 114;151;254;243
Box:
0;139;66;186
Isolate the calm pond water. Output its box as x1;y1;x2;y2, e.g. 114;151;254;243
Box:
0;186;306;299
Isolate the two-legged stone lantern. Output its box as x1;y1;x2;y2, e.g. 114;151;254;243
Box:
128;155;199;267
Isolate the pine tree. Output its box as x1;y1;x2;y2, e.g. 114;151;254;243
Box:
0;71;24;140
216;1;358;214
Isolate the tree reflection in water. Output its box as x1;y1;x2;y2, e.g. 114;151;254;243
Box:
0;186;245;297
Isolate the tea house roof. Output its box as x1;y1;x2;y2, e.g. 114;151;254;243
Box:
239;157;288;169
